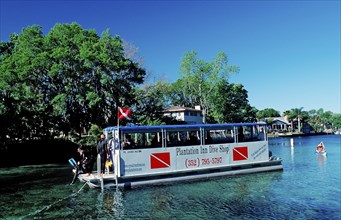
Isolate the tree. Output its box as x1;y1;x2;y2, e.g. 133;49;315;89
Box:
122;39;144;66
256;108;280;121
0;25;53;139
0;23;146;142
308;109;321;132
166;78;193;107
287;108;309;133
320;111;333;129
133;81;170;125
332;114;341;130
210;80;256;123
179;51;239;123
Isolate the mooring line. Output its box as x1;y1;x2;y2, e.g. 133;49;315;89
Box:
21;182;88;219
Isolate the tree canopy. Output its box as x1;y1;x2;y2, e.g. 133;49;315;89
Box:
256;108;280;121
209;80;257;123
0;23;146;142
179;51;240;123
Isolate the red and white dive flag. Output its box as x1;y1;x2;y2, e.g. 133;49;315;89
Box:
233;146;248;161
150;152;170;169
118;107;132;120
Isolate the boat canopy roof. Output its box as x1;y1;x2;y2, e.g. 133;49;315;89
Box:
104;122;267;133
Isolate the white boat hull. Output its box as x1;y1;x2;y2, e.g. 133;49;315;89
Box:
79;159;283;189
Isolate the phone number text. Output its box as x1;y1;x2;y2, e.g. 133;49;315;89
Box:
185;157;223;168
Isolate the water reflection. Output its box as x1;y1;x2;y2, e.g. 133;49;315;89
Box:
317;154;326;171
102;191;113;212
151;188;172;211
112;189;125;218
96;189;125;218
291;145;294;163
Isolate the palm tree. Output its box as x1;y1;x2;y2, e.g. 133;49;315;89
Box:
288;107;304;133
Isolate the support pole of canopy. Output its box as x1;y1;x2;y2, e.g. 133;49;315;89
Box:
100;176;104;192
97;154;101;178
97;154;104;192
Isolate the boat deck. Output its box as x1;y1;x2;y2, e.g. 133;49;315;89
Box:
78;158;283;189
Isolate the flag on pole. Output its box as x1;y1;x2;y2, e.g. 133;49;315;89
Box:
118;107;132;120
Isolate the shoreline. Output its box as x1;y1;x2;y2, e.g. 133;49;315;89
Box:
268;132;335;138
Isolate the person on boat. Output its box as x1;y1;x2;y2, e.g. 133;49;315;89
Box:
188;131;199;145
70;146;95;184
97;134;108;175
123;134;135;149
105;155;113;174
151;135;161;148
107;132;120;172
105;135;114;173
83;146;95;174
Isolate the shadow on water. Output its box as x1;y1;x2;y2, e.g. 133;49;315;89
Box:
0;139;79;168
0;164;70;193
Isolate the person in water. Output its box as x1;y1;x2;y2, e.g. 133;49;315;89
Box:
317;144;324;152
70;146;95;184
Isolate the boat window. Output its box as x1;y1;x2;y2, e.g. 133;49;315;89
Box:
166;130;200;147
149;132;162;148
240;125;266;142
121;133;136;149
205;126;234;144
258;125;266;141
256;125;266;141
115;123;267;149
122;132;161;149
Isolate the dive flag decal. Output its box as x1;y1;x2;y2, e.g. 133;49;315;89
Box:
233;146;248;161
150;152;170;169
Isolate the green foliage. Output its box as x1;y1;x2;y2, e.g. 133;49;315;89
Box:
76;124;102;147
307;108;337;132
256;108;280;120
332;114;341;129
0;23;145;142
286;108;309;132
210;80;256;123
133;81;173;125
179;51;239;123
167;78;193;107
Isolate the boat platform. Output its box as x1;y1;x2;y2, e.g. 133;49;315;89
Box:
78;158;283;189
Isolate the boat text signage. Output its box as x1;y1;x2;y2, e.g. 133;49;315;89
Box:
174;144;230;170
120;141;268;176
176;145;229;156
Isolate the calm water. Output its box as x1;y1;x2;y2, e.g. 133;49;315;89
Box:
0;135;340;219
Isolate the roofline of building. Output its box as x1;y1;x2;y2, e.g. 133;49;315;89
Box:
164;106;202;112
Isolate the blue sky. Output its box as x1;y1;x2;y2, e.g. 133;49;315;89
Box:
1;0;340;114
